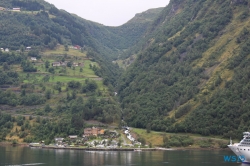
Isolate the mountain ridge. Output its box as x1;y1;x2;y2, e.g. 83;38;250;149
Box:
118;0;250;139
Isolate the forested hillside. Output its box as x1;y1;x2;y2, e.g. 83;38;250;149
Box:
0;0;121;142
118;0;250;139
0;0;121;85
1;0;250;143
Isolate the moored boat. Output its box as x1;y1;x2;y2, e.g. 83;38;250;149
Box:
228;132;250;164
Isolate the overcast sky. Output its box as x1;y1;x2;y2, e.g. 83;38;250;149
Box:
45;0;170;26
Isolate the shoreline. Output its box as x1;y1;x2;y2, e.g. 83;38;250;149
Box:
0;142;230;151
30;145;157;151
28;146;231;151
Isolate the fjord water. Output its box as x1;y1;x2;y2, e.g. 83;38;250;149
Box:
0;146;247;166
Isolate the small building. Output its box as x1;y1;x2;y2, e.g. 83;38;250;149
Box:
52;62;60;67
52;61;69;67
83;128;93;137
0;7;5;11
13;8;20;11
68;135;78;139
31;57;37;61
0;48;3;51
73;63;79;67
5;48;9;52
61;62;67;66
83;127;104;137
74;45;81;50
55;138;64;145
26;47;31;51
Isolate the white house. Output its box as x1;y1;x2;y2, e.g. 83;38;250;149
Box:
26;47;31;51
52;62;61;67
55;138;64;145
73;63;79;67
31;57;37;61
5;48;9;52
68;135;78;139
13;8;20;11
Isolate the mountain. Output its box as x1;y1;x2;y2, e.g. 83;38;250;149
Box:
1;0;250;143
0;0;123;85
0;0;122;142
76;7;164;59
118;0;250;139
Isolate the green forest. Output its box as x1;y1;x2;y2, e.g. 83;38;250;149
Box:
118;0;250;140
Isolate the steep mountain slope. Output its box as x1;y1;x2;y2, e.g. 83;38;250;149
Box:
0;2;92;50
118;0;250;139
77;8;164;59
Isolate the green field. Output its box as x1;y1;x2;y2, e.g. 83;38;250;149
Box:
43;45;87;57
131;128;229;148
12;46;108;106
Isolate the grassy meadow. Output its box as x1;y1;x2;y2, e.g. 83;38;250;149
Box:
131;128;229;148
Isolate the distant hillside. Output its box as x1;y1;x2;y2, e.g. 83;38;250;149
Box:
126;8;164;24
118;0;250;139
78;8;164;59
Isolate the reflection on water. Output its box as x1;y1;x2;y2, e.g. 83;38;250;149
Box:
0;146;245;166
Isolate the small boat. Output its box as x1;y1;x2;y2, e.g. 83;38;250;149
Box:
134;146;142;152
134;149;142;152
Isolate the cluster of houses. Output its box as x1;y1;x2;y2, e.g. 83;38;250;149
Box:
54;127;105;146
1;46;32;53
30;127;143;148
83;127;105;137
69;45;82;50
52;61;82;67
1;48;9;52
0;7;20;11
52;127;123;148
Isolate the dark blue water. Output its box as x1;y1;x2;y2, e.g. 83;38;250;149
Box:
0;146;248;166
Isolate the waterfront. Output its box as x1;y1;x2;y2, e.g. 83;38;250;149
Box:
0;146;248;166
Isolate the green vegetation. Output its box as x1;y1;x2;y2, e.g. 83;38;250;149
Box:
0;39;120;142
132;128;229;148
0;0;250;146
0;113;13;141
118;0;250;139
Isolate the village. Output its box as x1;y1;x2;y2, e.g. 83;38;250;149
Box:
0;7;21;12
1;45;86;71
29;126;143;150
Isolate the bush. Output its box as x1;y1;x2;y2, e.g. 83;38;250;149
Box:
24;137;34;143
175;104;192;118
198;139;212;148
165;135;194;147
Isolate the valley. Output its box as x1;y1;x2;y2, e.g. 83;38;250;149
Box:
0;0;249;149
